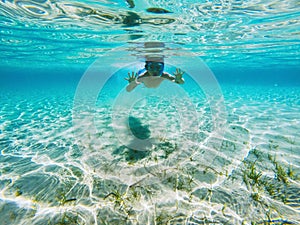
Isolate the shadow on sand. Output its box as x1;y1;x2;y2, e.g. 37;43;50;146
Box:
113;116;152;162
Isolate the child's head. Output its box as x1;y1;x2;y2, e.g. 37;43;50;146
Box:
145;61;164;76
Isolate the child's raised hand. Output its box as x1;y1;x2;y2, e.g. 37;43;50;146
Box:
125;72;137;83
174;68;185;84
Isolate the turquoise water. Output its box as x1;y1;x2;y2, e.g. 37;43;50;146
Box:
1;0;300;224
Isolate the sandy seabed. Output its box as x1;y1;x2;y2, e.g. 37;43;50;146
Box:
0;84;299;224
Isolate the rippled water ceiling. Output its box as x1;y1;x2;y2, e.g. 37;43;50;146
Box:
0;0;299;69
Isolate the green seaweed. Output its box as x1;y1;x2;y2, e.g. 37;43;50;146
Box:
55;212;80;225
55;187;76;206
222;203;227;216
264;181;276;196
287;165;297;180
9;212;17;221
14;188;22;197
243;162;262;189
155;210;174;225
268;153;276;163
104;189;126;209
252;148;262;158
275;163;289;184
268;140;279;150
251;192;261;202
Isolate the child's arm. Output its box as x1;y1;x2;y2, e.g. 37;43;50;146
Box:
125;72;140;92
161;68;185;84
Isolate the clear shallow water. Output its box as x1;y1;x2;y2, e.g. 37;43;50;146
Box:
1;0;300;224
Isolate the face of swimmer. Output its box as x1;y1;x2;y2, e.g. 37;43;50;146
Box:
145;61;164;76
